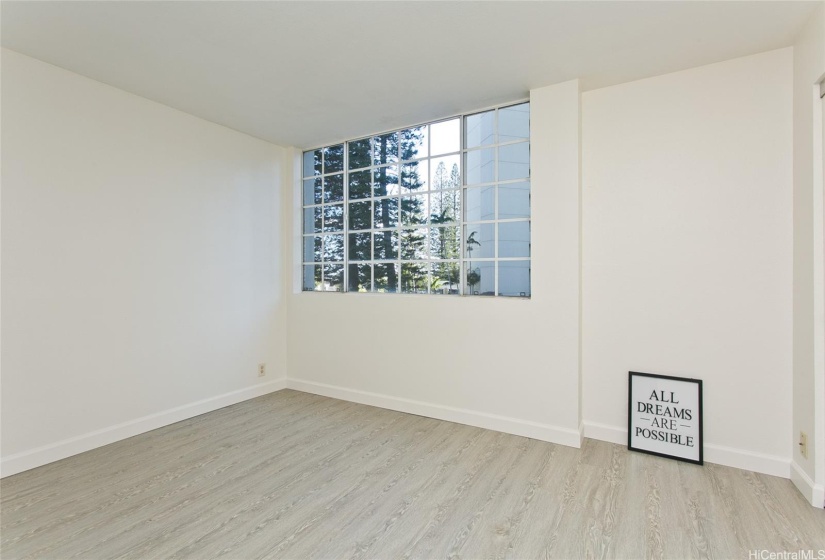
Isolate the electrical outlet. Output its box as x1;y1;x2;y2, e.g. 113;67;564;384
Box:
799;432;808;458
258;363;266;377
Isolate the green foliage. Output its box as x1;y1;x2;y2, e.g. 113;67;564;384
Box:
347;129;427;291
317;132;464;293
466;268;481;292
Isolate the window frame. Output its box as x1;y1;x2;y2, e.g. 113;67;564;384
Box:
301;99;531;297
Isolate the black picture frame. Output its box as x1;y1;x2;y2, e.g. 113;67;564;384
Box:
627;371;703;465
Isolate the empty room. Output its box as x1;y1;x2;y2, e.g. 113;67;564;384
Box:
2;1;825;558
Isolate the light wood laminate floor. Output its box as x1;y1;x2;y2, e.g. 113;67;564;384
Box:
2;389;824;559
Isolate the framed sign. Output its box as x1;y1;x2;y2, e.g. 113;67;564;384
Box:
628;371;703;464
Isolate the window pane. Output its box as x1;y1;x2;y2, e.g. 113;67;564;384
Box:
348;138;372;170
499;103;530;143
324;234;345;261
374;263;399;292
499;182;530;219
348;233;371;262
303;265;321;291
348;263;371;292
430;190;460;224
401;161;428;192
303;177;322;205
498;221;531;258
303;149;322;178
322;204;344;232
349;201;372;231
324;173;344;203
303;236;322;263
430;119;460;156
464;223;494;258
401;194;428;226
466;148;495;185
465;261;494;296
498;142;530;181
373;197;399;229
373;132;399;166
323;144;344;174
322;264;344;291
430;155;460;190
465;186;495;223
373;230;398;260
431;262;460;295
373;165;399;197
465;110;495;149
430;226;460;260
400;228;428;260
304;207;322;234
401;125;428;160
349;170;371;200
499;260;531;297
401;263;428;294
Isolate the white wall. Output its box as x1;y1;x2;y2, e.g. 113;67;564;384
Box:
582;48;794;477
1;49;287;475
286;81;583;446
791;4;825;507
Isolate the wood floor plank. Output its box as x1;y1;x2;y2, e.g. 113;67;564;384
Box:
2;390;824;560
287;421;478;559
72;400;407;559
6;396;376;558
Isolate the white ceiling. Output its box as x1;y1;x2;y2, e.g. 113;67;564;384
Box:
1;1;819;148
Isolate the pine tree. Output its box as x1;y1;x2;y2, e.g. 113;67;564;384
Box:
429;162;461;293
346;129;427;292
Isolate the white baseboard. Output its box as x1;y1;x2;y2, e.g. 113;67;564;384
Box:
582;421;790;479
583;421;627;446
791;461;825;508
286;378;582;448
0;378;287;478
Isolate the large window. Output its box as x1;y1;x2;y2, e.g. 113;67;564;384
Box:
302;101;530;297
